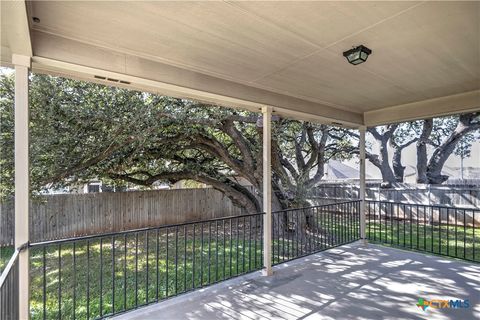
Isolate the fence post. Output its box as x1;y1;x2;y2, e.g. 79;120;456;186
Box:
262;106;273;276
13;54;31;319
359;126;367;245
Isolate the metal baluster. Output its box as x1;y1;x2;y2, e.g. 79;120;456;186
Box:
274;212;280;265
455;210;458;257
249;215;252;271
282;212;286;262
438;208;441;254
112;236;115;313
373;202;377;242
184;225;187;291
192;224;196;288
236;218;239;274
397;203;400;246
447;209;450;257
424;206;427;251
378;202;381;242
416;205;420;249
223;220;226;278
87;241;90;319
242;216;246;272
156;229;159;301
43;246;47;320
166;229;169;297
431;206;434;253
260;215;264;267
201;223;204;285
215;221;219;281
135;233;138;307
175;226;179;294
391;202;394;245
403;204;406;247
473;211;476;262
312;209;313;253
208;222;212;282
253;216;257;269
409;205;413;249
146;231;149;303
229;219;233;276
58;243;61;319
464;209;466;259
292;210;298;258
123;234;127;309
100;238;105;316
73;242;76;320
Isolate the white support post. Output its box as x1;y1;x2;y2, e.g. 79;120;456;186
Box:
13;54;30;319
359;126;367;245
262;106;273;276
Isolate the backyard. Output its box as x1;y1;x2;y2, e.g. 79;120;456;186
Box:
2;207;361;320
367;222;479;261
5;205;475;319
28;219;264;320
1;2;479;319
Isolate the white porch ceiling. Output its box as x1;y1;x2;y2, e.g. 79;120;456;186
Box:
1;1;480;126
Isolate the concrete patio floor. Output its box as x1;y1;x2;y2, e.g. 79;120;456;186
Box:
113;242;480;320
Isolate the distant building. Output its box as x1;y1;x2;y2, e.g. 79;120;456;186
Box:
323;160;374;182
404;165;480;184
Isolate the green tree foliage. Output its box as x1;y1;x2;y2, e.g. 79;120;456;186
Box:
0;73;355;210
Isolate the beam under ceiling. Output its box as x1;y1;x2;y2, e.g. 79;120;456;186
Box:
2;1;479;127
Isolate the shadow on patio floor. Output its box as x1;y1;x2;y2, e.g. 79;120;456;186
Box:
113;241;480;320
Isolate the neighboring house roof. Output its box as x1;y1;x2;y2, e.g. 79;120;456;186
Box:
443;166;480;179
403;165;417;177
324;160;373;180
380;164;480;180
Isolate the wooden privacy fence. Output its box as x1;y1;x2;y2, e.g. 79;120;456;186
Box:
0;188;246;246
309;183;480;208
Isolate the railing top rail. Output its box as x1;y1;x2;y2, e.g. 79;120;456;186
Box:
366;200;479;212
0;248;19;288
29;211;265;247
272;200;361;214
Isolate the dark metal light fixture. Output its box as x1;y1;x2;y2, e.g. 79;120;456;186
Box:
343;45;372;65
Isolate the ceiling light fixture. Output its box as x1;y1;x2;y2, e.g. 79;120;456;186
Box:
343;45;372;65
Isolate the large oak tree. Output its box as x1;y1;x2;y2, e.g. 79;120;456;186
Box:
0;73;355;212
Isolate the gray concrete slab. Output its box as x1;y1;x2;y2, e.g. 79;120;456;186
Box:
112;242;480;320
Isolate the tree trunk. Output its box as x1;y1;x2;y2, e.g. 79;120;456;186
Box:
392;147;405;182
379;141;396;187
424;113;479;184
416;119;433;184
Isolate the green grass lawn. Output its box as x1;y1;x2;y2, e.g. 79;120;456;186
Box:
7;213;478;320
272;219;360;265
0;214;360;320
0;246;14;274
26;216;357;320
367;220;480;262
28;227;263;320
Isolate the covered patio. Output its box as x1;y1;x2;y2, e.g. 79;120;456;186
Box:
1;1;479;319
115;242;479;320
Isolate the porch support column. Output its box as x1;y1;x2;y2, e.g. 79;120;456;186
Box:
262;106;273;276
13;54;31;319
359;126;367;245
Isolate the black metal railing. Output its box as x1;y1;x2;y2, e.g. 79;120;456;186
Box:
28;213;264;320
0;249;19;320
272;200;361;265
366;201;479;262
